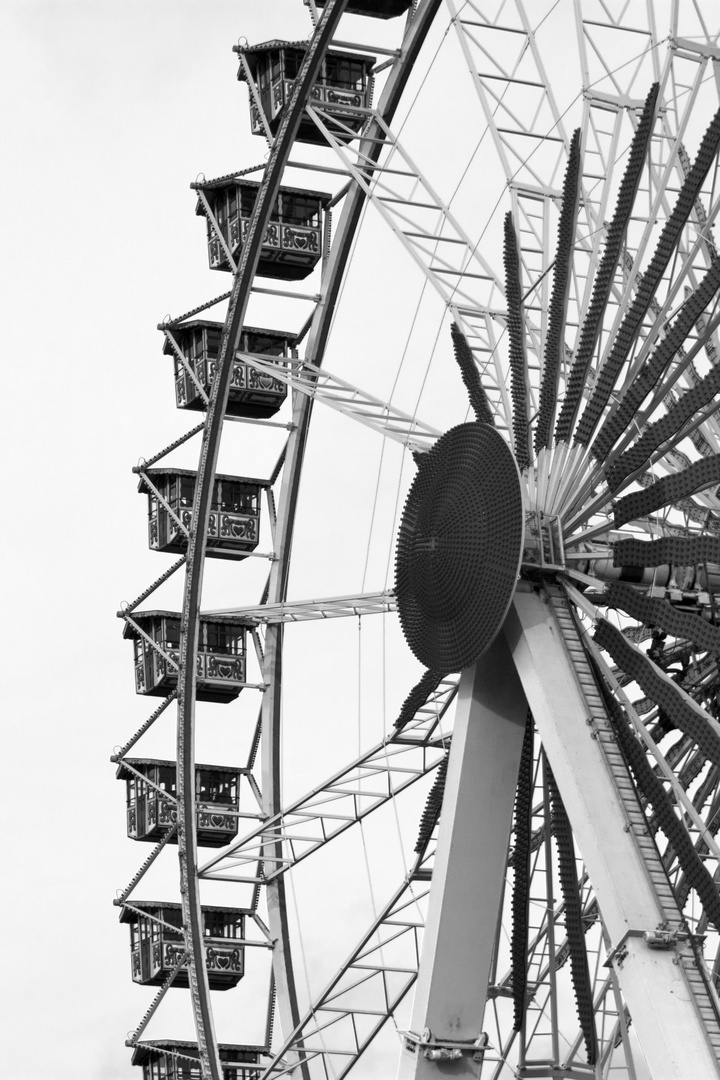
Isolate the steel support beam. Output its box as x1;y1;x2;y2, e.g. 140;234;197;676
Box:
397;637;528;1079
504;585;720;1080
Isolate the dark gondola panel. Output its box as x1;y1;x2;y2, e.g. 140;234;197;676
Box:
314;0;413;15
116;758;243;847
195;177;332;280
131;1041;267;1080
235;40;375;145
122;611;250;702
162;319;293;417
137;468;268;560
121;902;247;990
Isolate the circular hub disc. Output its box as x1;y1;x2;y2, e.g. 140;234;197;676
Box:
395;422;524;671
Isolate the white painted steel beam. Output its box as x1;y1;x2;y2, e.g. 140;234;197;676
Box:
303;101;513;434
397;637;528;1079
207;590;396;623
240;354;441;454
199;725;449;883
504;585;720;1080
259;865;431;1080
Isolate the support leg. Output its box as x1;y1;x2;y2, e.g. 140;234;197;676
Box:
504;587;720;1079
397;635;528;1078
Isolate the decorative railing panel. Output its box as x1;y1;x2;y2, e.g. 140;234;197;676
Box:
149;506;258;555
175;356;286;414
134;644;245;699
208;216;322;270
126;793;239;845
129;938;243;987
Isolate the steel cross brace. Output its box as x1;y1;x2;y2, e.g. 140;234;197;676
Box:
240;353;441;454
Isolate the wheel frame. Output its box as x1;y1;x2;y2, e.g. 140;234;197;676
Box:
117;3;720;1078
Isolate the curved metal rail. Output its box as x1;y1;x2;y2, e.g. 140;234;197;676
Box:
176;5;352;1077
174;1;448;1075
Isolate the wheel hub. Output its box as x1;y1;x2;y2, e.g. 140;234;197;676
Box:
395;422;524;671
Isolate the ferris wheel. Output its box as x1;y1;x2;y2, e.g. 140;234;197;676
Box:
115;2;720;1079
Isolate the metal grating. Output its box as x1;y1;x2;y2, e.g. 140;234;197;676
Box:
395;422;523;670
